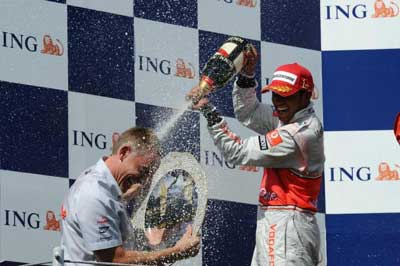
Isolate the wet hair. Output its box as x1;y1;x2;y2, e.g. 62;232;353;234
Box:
111;127;161;156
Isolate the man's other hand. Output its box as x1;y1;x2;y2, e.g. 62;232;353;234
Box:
240;43;258;77
121;183;143;202
173;224;200;258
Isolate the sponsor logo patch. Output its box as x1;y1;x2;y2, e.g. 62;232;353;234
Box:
268;224;277;265
259;188;277;201
272;71;297;85
266;130;283;147
258;135;268;150
99;225;110;234
97;216;109;224
98;224;112;241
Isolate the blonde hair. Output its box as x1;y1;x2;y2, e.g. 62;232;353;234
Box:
112;127;160;156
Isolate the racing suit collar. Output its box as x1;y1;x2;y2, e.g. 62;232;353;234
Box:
97;157;123;199
283;102;315;125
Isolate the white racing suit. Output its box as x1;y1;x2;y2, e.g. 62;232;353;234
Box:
206;81;325;266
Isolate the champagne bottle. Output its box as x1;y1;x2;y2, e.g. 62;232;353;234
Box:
193;36;248;103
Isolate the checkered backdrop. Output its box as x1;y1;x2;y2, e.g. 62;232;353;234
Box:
0;0;399;265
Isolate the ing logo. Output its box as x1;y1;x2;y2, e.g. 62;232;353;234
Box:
43;210;61;231
137;55;196;79
216;0;257;8
372;0;399;18
203;150;260;172
375;162;400;180
325;0;399;19
239;165;259;172
41;34;64;56
174;58;195;79
4;209;61;232
236;0;257;8
0;31;64;56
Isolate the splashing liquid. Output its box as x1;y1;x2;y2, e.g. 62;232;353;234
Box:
155;100;192;141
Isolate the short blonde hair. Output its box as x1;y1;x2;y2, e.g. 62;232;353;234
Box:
112;127;160;156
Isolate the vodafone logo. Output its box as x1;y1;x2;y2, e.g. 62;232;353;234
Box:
270;131;279;139
266;130;283;147
268;224;277;265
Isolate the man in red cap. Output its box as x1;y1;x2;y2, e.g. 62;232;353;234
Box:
187;45;324;265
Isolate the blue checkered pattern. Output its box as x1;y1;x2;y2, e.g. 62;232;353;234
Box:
1;0;399;265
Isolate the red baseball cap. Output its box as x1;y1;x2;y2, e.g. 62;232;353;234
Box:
261;63;315;97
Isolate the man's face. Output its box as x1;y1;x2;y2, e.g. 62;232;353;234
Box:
271;91;308;124
117;150;161;195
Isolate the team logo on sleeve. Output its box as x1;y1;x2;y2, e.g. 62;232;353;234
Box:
97;216;112;241
97;216;109;224
258;135;268;150
266;130;283;147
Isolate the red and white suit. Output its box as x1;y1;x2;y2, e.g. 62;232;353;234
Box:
206;81;325;266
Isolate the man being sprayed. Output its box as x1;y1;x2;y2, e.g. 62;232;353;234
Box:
61;127;199;266
187;45;325;265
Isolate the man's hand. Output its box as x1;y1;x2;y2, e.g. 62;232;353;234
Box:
94;226;199;265
173;224;200;258
186;86;210;110
121;183;143;202
240;44;258;77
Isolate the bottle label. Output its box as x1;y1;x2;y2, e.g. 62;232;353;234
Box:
216;42;237;58
200;36;247;89
232;52;244;73
217;48;229;58
215;55;235;70
215;41;245;73
227;36;246;46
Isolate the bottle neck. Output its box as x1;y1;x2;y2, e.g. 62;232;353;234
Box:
191;78;213;105
199;78;213;94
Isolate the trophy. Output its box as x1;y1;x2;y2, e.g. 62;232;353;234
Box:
125;152;207;259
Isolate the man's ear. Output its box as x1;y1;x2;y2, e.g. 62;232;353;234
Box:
118;144;132;162
302;91;312;105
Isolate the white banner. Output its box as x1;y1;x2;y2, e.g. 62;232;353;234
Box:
0;170;68;263
68;92;135;179
198;0;260;40
134;18;199;109
0;0;68;90
321;0;400;50
325;130;400;214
